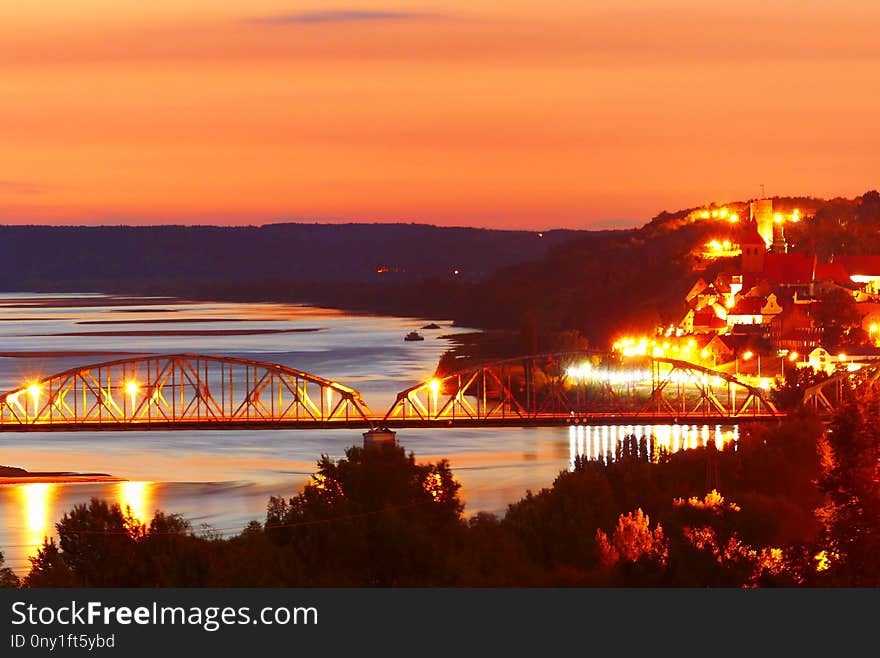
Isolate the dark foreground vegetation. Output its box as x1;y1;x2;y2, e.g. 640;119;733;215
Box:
1;387;877;588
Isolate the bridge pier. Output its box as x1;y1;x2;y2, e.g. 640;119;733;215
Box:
363;427;397;448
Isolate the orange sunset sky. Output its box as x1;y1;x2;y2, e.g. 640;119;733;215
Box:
1;1;879;229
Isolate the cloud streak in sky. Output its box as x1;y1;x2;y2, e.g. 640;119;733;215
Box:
253;9;447;26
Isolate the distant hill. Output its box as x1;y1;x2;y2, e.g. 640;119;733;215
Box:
0;223;584;289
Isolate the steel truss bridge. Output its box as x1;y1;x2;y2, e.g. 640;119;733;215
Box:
384;352;778;425
0;354;372;431
802;360;880;415
0;352;783;432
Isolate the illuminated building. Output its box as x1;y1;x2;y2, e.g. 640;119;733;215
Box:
771;214;788;254
834;255;880;295
806;347;858;375
740;221;766;274
726;293;782;327
684;278;709;303
770;305;821;352
688;307;728;333
672;199;880;371
749;198;774;247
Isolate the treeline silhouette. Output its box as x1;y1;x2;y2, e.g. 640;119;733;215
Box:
3;385;878;587
0;223;581;289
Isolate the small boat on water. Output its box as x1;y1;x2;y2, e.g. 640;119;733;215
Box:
404;331;425;342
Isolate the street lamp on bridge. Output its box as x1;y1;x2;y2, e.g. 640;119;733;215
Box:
737;350;761;379
428;378;441;418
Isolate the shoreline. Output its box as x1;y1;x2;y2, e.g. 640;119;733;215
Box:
0;474;125;485
0;466;123;485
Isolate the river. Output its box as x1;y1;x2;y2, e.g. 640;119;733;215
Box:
0;293;737;574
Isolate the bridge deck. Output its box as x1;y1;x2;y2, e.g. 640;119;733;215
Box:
0;413;782;432
0;352;787;432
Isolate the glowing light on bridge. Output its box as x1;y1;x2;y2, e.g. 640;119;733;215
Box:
614;336;710;363
568;362;650;385
613;337;650;357
124;380;139;411
26;383;41;409
565;363;592;380
428;378;440;413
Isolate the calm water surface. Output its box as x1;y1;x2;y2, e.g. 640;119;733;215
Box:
0;293;735;573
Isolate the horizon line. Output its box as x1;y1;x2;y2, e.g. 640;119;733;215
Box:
0;219;642;232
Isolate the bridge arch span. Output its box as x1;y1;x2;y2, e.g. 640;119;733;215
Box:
802;360;880;415
0;353;371;427
384;351;778;422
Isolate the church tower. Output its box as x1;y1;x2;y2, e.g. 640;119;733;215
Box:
749;198;774;248
771;215;788;254
740;220;766;274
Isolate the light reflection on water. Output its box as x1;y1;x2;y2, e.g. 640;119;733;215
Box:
117;481;153;525
1;479;272;574
568;423;739;470
20;483;54;549
6;481;156;571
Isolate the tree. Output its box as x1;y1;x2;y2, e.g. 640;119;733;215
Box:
0;551;19;588
267;442;465;586
52;498;140;586
816;387;880;586
662;490;762;587
503;460;618;575
596;509;669;572
814;287;862;350
24;499;201;587
771;367;829;410
22;540;72;587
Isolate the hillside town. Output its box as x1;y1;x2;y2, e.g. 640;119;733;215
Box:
613;198;880;387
